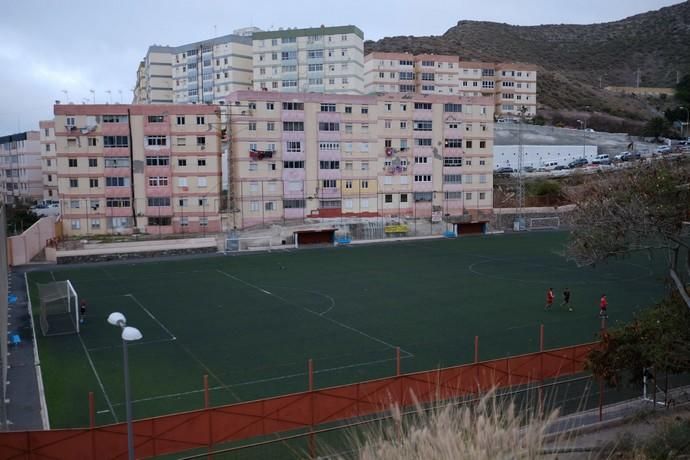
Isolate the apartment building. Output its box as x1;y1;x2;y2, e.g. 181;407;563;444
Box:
252;25;364;95
0;131;43;204
53;104;222;236
364;52;538;118
39;120;58;202
133;34;253;104
225;90;494;229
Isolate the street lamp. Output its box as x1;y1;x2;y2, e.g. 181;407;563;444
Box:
107;312;142;460
577;119;586;159
680;107;689;140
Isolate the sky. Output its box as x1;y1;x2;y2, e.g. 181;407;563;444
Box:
0;0;681;135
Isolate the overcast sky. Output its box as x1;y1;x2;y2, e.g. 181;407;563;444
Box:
0;0;681;135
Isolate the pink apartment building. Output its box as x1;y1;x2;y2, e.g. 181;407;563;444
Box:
53;104;222;236
226;90;494;230
0;131;43;204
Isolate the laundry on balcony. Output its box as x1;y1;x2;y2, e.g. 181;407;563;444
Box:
249;149;274;160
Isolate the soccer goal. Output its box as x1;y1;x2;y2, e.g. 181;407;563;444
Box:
527;216;561;230
37;280;79;336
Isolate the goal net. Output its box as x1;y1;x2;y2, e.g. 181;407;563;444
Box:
527;217;561;230
37;280;79;336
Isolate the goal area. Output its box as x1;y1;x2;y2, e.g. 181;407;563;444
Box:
225;235;293;253
527;217;561;231
37;280;79;336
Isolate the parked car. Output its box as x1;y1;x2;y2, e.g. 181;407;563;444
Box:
521;166;536;173
494;167;514;175
584;128;595;133
621;151;641;161
655;146;672;154
568;158;588;168
591;154;611;165
541;161;560;171
554;165;568;170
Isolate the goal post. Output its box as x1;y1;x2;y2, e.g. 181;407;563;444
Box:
527;216;561;231
37;280;79;336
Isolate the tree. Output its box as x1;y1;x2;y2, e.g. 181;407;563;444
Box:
676;74;690;105
642;116;670;140
586;294;690;387
566;158;690;307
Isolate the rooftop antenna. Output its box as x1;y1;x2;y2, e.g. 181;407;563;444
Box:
106;90;112;104
118;89;123;103
90;89;95;104
62;90;69;103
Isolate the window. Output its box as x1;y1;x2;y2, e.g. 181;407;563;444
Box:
414;192;432;202
345;124;352;134
283;199;305;209
248;162;257;171
283;121;304;131
345;180;353;189
319;160;340;169
322;179;337;188
88;138;97;147
147;136;167;146
282;102;304;110
196;136;206;146
320;103;336;112
444;157;463;166
89;178;99;188
413;121;432;131
385;194;393;203
148;197;171;207
361;106;369;114
264;201;275;211
479;192;486;200
71;220;81;230
414;102;432;110
148;217;172;226
267;122;275;131
318;122;339;131
414;175;432;182
466;140;473;149
176;116;185;125
106;198;131;208
105;157;129;168
178;159;188;167
480;141;486;149
248;122;256;131
465;159;472;166
69;178;78;188
146;156;170;166
196;116;205;125
103;136;129;148
360;180;369;189
102;115;127;123
283;160;305;168
319;142;340;151
68;158;78;167
148;115;164;123
180;217;189;227
414;156;429;164
198;177;208;187
70;200;80;209
443;174;462;184
91;219;101;229
286;141;301;152
465;192;473;200
344;106;352;114
282;80;297;88
415;138;432;146
106;177;129;187
479;174;487;184
399;71;414;80
464;175;473;184
444;103;462;112
361;161;369;171
178;177;188;187
445;139;463;148
45;144;51;152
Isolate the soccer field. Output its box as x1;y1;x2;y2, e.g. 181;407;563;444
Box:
27;232;669;428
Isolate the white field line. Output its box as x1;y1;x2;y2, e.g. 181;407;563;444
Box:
86;337;177;353
77;331;118;423
108;354;413;407
124;294;176;340
49;271;56;281
216;269;413;357
25;272;50;429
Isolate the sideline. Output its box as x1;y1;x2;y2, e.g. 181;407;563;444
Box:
25;272;50;430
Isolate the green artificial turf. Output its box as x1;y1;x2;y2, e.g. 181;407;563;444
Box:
26;232;669;428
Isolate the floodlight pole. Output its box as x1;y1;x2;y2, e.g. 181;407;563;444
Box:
108;312;142;460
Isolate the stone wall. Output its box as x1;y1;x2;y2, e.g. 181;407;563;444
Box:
57;246;217;264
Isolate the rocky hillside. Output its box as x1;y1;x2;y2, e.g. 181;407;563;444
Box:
364;2;690;120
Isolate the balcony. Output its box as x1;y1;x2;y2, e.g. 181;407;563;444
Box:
249;149;275;160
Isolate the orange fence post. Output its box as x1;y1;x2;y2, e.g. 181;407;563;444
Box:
204;374;213;459
89;392;96;460
308;359;315;458
396;347;401;376
204;374;210;409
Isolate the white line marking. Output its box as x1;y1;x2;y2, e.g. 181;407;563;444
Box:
260;289;272;295
216;269;413;356
49;271;56;281
25;272;50;429
124;294;176;340
114;354;413;406
86;337;177;352
77;332;118;423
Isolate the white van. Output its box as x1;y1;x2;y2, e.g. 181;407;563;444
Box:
541;161;560;171
591;154;610;165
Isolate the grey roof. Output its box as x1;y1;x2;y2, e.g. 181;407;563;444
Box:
253;25;363;40
147;33;251;55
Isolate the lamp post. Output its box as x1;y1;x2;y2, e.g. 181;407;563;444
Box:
577;119;586;159
680;107;689;140
107;312;142;460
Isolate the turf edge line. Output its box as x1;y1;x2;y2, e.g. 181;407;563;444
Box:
25;272;50;430
76;331;118;423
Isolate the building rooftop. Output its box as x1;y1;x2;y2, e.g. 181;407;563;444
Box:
252;25;364;40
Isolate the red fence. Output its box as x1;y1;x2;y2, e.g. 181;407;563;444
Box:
0;342;596;460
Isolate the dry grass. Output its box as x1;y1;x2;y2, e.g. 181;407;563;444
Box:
336;390;564;460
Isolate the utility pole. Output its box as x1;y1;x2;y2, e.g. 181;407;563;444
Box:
516;105;527;230
636;68;641;88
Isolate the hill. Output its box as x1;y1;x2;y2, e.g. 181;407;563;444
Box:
364;2;690;125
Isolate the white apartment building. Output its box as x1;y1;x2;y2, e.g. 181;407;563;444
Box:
0;131;43;204
365;52;538;118
252;25;364;95
39;120;58;202
134;34;253;105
